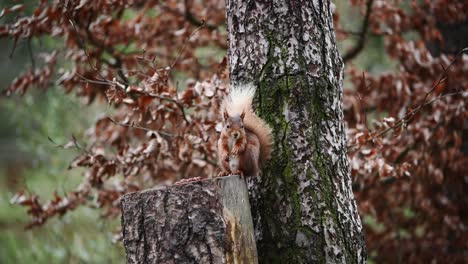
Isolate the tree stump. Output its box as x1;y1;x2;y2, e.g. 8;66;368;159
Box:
120;175;258;264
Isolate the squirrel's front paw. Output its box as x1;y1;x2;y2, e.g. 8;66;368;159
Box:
231;148;239;155
217;171;230;177
232;170;244;177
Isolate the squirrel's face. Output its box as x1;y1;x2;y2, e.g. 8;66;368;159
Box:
223;111;245;139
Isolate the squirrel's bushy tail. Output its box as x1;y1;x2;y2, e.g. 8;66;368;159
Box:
221;83;256;115
221;84;273;165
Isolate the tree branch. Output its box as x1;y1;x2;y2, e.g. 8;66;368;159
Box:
107;117;177;138
160;2;218;31
343;0;374;63
348;47;467;149
27;37;36;68
71;18;131;85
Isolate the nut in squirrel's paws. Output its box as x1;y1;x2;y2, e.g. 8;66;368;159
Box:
231;148;239;155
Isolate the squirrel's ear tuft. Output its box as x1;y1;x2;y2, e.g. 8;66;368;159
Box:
223;111;229;121
240;111;245;121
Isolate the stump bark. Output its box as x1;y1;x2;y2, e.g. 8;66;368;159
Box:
120;175;258;264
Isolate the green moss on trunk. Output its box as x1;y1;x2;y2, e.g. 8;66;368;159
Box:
227;1;366;262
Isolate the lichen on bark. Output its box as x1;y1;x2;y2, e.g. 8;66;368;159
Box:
226;0;366;263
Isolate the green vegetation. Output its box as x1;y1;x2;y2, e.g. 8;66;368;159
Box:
0;204;125;263
0;84;125;263
0;0;125;257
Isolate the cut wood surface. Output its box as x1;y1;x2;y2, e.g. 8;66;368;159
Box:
120;175;258;264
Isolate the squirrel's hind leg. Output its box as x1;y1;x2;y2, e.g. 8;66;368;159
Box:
241;132;261;177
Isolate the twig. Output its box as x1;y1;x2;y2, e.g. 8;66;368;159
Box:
75;73;109;86
9;36;19;59
68;19;108;82
70;16;190;123
71;18;130;85
336;29;363;36
352;174;410;192
75;72;189;123
360;72;372;131
348;47;467;148
153;94;189;123
107;117;177;138
136;49;158;70
27;37;36;68
160;2;217;31
343;0;374;63
349;91;462;149
184;0;217;30
170;21;206;69
47;135;91;155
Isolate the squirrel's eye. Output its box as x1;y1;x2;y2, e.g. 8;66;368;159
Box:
241;125;244;128
226;125;230;128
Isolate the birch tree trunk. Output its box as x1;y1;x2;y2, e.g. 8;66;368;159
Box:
226;1;366;263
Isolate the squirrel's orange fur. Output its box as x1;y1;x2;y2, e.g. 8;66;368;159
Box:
217;84;273;177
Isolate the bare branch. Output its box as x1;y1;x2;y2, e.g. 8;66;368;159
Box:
352;174;411;192
9;36;19;59
348;48;467;149
68;19;108;82
27;37;35;68
160;2;218;31
170;21;207;69
343;0;374;63
107;117;177;138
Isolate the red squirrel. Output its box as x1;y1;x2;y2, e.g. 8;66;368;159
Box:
217;84;273;177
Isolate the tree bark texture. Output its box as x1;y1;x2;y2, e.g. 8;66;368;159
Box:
226;0;366;263
120;175;258;264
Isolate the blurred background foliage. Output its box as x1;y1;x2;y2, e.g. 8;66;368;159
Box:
0;1;124;262
0;0;209;262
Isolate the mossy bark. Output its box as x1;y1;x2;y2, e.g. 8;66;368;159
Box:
226;1;366;263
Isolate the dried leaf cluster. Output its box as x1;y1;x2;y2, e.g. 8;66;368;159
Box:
340;1;467;262
3;0;228;228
